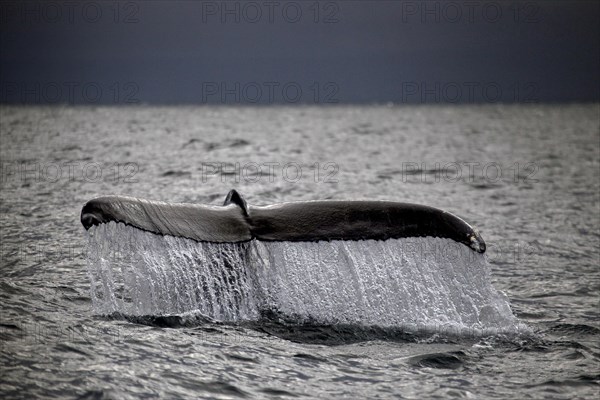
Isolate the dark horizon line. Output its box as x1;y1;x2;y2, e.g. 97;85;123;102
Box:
1;101;598;107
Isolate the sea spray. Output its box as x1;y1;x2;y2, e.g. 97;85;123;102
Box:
85;222;527;335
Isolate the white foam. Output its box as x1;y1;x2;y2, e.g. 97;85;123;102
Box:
85;222;528;335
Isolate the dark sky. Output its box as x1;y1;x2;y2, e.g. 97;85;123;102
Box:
1;0;598;104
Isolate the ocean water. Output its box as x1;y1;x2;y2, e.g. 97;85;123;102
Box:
1;104;598;399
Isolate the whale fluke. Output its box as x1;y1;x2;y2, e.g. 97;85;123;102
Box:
80;195;251;243
81;191;486;253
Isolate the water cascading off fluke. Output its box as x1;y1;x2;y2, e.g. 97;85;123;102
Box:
85;222;527;336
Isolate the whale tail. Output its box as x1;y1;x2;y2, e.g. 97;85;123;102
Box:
81;190;485;253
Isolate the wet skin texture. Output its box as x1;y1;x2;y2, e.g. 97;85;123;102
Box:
81;190;486;253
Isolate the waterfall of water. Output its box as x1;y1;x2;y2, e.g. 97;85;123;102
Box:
86;222;259;320
86;222;526;335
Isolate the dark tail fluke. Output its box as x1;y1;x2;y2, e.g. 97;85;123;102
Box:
81;190;485;253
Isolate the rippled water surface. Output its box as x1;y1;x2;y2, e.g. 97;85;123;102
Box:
1;105;599;399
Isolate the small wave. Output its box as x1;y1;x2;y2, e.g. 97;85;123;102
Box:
204;138;250;151
524;374;600;389
546;323;600;335
407;351;466;369
161;170;190;177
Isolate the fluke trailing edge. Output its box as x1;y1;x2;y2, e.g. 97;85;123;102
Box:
81;190;486;253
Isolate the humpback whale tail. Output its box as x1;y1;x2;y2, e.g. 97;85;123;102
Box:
80;190;529;337
81;189;485;253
